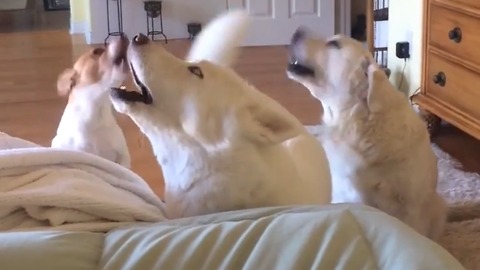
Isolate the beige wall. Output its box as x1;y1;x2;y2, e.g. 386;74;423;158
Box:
387;0;424;96
70;0;90;33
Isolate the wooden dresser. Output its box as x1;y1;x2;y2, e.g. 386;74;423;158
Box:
413;0;480;139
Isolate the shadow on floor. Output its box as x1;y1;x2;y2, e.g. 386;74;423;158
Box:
433;122;480;174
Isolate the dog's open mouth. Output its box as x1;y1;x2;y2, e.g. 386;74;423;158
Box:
111;63;153;104
287;60;316;77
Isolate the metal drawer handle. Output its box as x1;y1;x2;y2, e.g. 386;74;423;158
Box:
448;27;462;43
433;72;446;87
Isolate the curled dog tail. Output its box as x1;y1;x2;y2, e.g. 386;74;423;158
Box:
186;9;250;67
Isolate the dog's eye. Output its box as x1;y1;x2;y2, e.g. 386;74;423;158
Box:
326;40;341;49
188;65;204;79
92;48;105;56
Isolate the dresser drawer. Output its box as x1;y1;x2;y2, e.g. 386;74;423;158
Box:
429;4;480;66
426;52;480;120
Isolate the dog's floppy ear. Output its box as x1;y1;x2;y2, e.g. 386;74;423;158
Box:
244;104;300;145
57;68;78;96
354;57;388;112
353;56;372;99
365;62;391;112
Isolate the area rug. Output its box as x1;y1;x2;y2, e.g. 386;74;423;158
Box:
305;125;480;270
0;0;27;11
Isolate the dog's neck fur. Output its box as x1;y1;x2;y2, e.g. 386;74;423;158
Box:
125;107;299;201
127;109;229;214
319;81;428;167
320;91;368;127
61;85;116;129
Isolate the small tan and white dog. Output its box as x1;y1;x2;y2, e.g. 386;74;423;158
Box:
51;35;131;168
286;29;447;241
110;10;332;218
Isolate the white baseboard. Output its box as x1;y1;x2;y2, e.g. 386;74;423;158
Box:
85;32;92;45
70;21;86;34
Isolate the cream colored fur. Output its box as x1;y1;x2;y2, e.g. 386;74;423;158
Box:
286;30;447;241
110;10;332;218
186;10;248;67
52;37;130;168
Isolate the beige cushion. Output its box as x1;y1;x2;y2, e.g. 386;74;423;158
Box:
0;231;103;270
0;204;464;270
99;204;463;270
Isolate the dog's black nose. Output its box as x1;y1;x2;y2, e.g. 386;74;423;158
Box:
133;33;149;45
291;27;307;45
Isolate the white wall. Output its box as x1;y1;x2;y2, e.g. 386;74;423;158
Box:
387;0;423;96
375;21;388;48
87;0;228;44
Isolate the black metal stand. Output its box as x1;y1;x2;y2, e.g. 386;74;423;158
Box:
104;0;124;45
144;1;168;43
187;23;202;40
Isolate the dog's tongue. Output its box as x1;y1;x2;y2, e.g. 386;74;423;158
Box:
111;87;144;102
111;86;153;104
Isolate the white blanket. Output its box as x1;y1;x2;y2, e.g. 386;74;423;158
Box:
0;133;167;232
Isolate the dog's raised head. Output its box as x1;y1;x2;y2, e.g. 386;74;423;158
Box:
286;28;384;107
110;10;302;146
57;34;129;98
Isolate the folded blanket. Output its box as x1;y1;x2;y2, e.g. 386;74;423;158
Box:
0;133;167;232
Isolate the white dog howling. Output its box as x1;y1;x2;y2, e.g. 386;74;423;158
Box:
110;10;332;218
286;28;447;241
52;35;131;168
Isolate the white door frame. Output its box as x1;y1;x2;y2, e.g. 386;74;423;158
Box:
338;0;352;37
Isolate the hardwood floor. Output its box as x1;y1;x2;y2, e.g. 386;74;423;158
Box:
0;0;69;33
0;30;479;198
